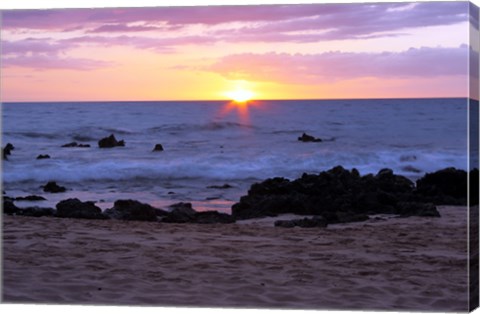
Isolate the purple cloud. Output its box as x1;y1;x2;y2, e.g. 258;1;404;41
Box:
207;46;469;84
1;2;469;42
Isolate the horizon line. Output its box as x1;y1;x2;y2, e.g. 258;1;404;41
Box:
2;96;477;104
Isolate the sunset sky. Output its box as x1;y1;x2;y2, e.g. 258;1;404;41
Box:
1;1;478;101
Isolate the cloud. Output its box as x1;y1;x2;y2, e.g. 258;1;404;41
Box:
2;2;469;43
207;46;469;84
1;38;113;70
2;54;112;71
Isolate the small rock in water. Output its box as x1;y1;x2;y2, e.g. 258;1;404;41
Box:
401;165;421;173
98;134;125;148
15;195;47;201
207;184;233;189
152;144;164;151
298;133;322;142
43;181;67;193
61;142;91;148
3;143;15;160
36;154;51;159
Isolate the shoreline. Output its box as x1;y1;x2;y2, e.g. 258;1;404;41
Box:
2;206;469;311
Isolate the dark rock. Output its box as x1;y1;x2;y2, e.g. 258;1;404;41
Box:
98;134;125;148
207;184;233;189
61;142;90;148
193;211;236;224
298;133;322;142
104;199;161;221
396;202;440;217
43;181;66;193
415;168;468;205
15;195;47;201
36;154;51;159
152;144;164;151
274;216;328;228
232;165;441;221
470;169;479;205
56;198;107;220
17;207;55;217
3;199;19;215
3;143;15;160
162;202;197;223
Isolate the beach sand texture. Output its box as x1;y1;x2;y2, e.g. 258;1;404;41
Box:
2;206;468;311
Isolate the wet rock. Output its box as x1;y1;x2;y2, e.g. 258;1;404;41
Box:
17;207;55;217
415;168;469;205
194;211;236;224
15;195;47;201
162;202;197;223
152;144;164;151
232;165;440;221
56;198;107;220
275;216;328;228
3;143;14;160
3;199;19;215
104;199;162;221
43;181;66;193
61;142;91;148
36;154;51;159
98;134;125;148
298;133;322;142
396;202;440;217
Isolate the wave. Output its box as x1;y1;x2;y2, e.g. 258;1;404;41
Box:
148;121;255;134
2;149;467;186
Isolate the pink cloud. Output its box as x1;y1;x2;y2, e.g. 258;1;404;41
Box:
2;54;112;71
207;46;469;84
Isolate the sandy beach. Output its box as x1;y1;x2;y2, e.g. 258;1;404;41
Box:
1;205;469;311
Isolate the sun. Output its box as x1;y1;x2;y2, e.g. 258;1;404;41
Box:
225;88;254;103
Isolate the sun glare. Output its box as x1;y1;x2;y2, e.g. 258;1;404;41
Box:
226;89;254;103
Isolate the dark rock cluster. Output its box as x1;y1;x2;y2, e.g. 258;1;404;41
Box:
298;133;322;142
232;166;477;223
98;134;125;148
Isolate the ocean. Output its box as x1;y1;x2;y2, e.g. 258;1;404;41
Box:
1;98;471;213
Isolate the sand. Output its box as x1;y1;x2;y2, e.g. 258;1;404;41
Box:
1;206;470;311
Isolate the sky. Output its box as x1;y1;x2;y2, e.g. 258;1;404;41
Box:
0;1;478;101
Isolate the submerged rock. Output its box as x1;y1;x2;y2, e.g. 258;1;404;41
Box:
298;133;322;142
61;142;90;148
207;184;233;189
56;198;107;220
98;134;125;148
15;195;47;201
36;154;51;159
105;199;162;221
152;144;164;151
43;181;66;193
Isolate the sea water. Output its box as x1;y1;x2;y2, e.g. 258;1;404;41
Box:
1;98;470;212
